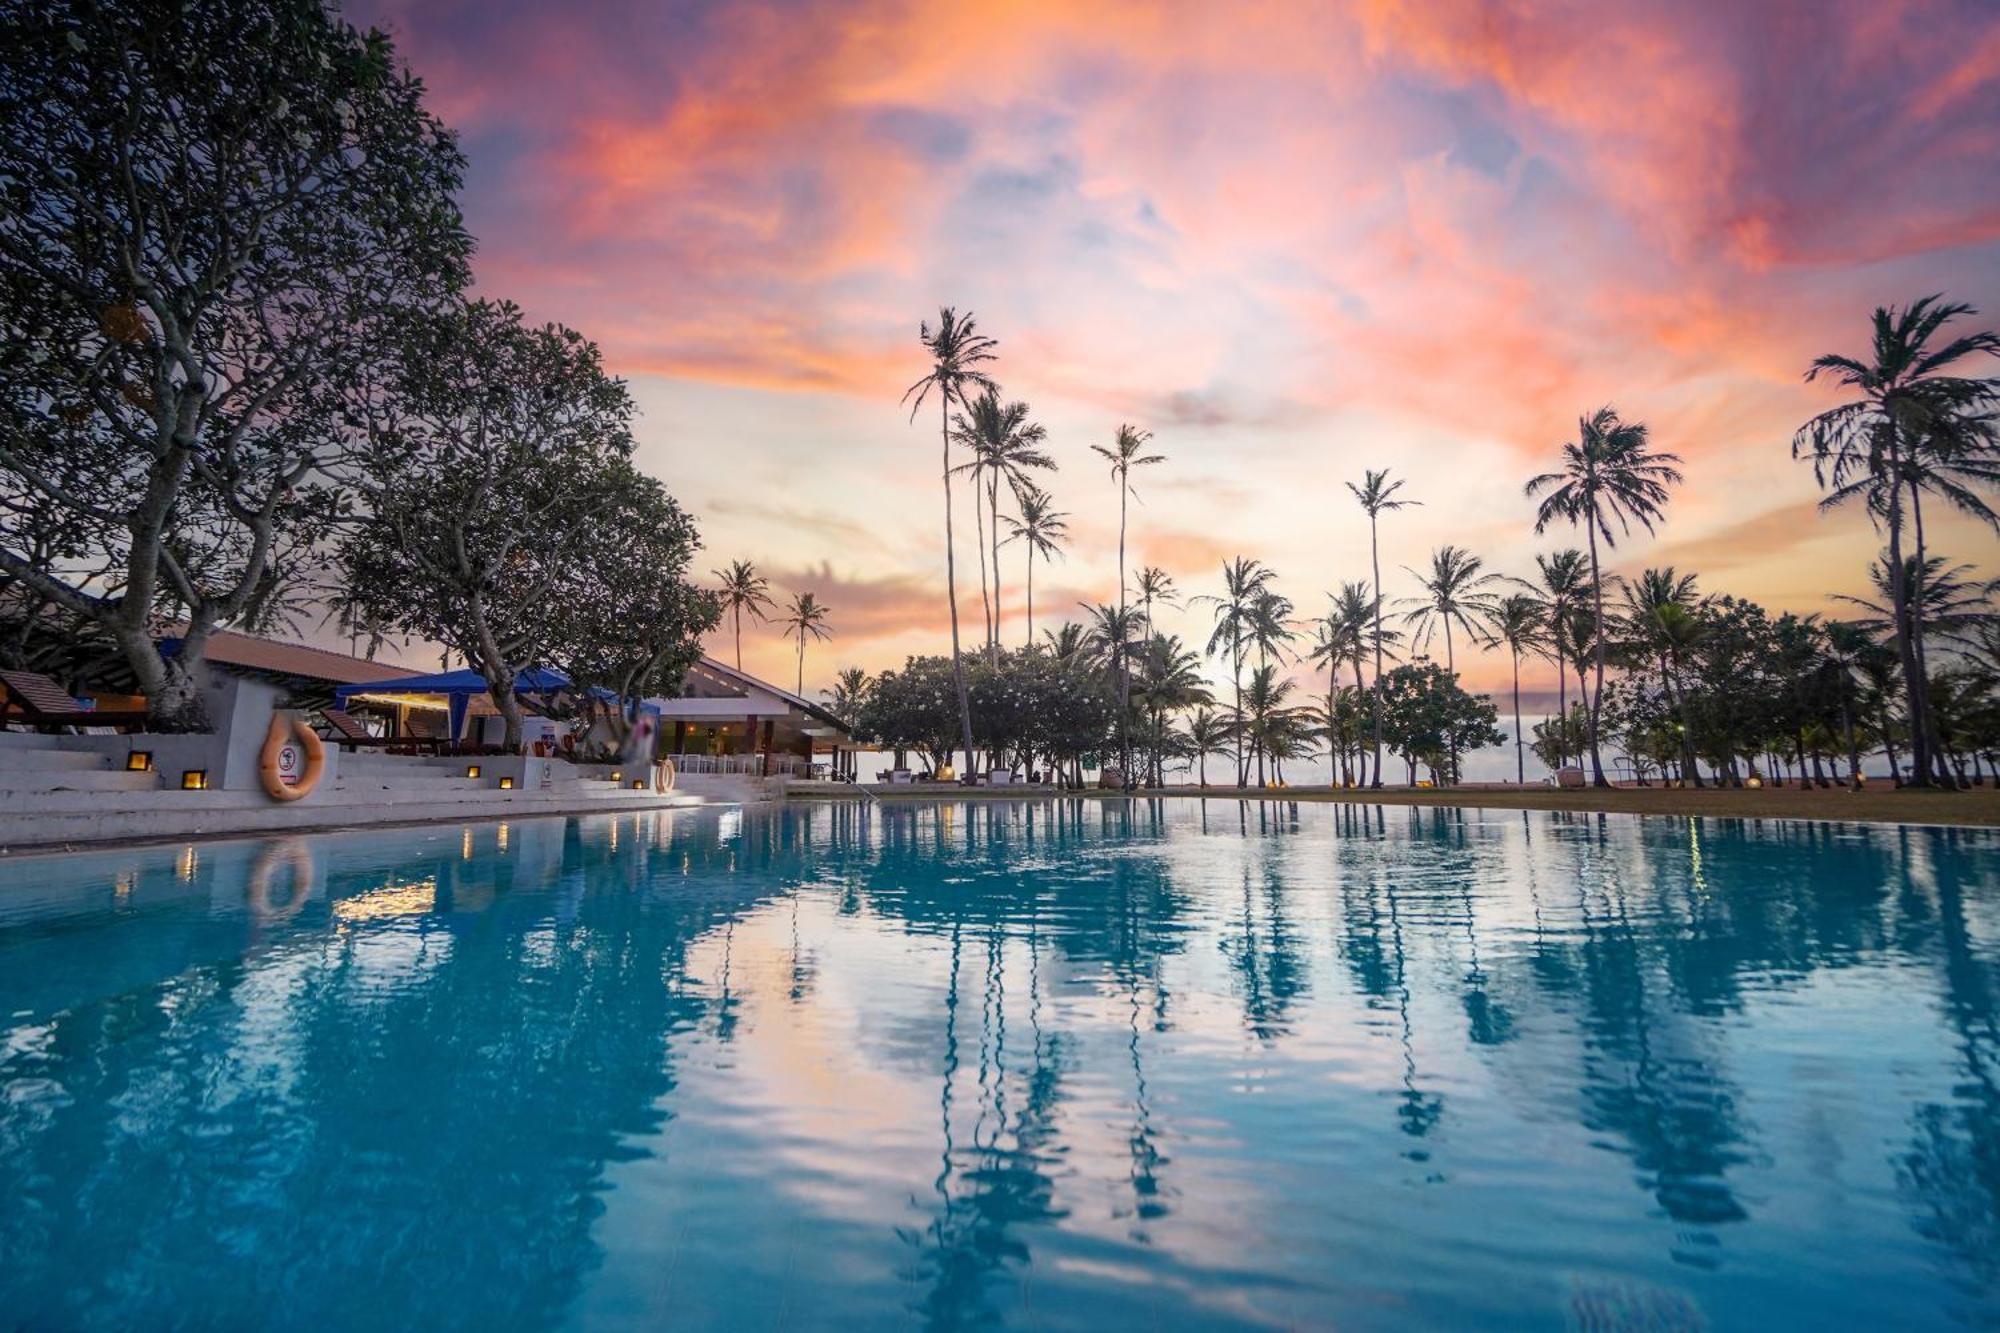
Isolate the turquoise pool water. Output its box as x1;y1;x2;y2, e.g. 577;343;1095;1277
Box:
1;801;1995;1330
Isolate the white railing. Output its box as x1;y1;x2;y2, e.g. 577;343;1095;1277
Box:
664;752;809;777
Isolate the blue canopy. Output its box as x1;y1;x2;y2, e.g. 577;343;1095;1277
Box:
335;667;573;742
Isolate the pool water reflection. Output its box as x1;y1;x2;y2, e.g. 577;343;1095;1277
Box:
0;801;1995;1329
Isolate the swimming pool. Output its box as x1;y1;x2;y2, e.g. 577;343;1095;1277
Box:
1;801;1994;1329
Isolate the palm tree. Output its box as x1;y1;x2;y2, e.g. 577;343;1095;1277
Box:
1398;545;1505;672
1531;549;1591;766
1619;568;1707;785
821;667;872;726
1527;406;1684;787
1196;557;1274;787
1241;664;1306;787
1490;593;1548;785
1347;469;1419;787
713;560;776;670
1001;485;1069;646
1184;707;1232;788
1092;424;1165;775
1131;633;1212;785
778;592;832;695
904;308;997;775
820;667;872;780
1309;582;1378;786
952;388;1054;655
1793;295;2000;787
1041;620;1087;665
1134;565;1177;634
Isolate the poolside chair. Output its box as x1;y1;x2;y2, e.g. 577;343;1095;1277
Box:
317;708;404;750
0;669;148;732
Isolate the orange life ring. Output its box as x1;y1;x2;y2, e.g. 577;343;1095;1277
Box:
260;711;325;802
653;759;677;794
247;840;316;923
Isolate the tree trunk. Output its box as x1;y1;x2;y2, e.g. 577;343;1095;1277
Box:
1877;703;1902;786
970;461;992;652
941;397;977;778
733;607;743;669
1907;482;1956;787
1368;520;1385;787
1116;479;1131;781
1025;548;1035;647
989;472;1003;663
1511;645;1525;784
1584;521;1609;786
1881;447;1934;786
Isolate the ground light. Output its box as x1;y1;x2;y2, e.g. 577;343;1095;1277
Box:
180;769;208;790
465;764;482;779
127;750;153;772
498;776;514;790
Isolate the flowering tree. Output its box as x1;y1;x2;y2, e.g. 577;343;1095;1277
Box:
0;0;470;728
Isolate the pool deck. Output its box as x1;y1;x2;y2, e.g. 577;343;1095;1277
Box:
838;781;2000;828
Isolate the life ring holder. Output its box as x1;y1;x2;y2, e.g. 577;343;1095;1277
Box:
247;840;316;923
259;711;326;802
653;759;677;794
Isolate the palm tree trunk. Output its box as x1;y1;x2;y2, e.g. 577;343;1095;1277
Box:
1907;481;1955;787
1024;548;1035;648
1511;644;1525;784
1116;479;1131;781
796;637;805;695
1368;522;1385;787
989;473;1003;663
1584;521;1610;787
1552;622;1568;768
971;463;993;653
1351;656;1369;787
942;397;976;778
733;606;743;670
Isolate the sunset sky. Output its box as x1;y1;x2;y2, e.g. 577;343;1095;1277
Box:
350;0;2000;707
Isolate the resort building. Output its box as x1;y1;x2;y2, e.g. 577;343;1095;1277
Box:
655;656;859;778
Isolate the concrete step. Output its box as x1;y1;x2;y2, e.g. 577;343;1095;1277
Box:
0;747;108;772
0;769;159;795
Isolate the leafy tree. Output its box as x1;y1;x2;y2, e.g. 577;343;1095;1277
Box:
856;656;964;772
0;0;471;728
548;463;718;744
1527;407;1684;786
341;300;633;749
1376;662;1503;785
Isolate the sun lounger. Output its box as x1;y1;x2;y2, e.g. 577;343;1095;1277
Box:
0;669;148;731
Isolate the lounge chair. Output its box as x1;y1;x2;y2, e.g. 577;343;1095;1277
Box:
0;669;148;732
318;708;404;750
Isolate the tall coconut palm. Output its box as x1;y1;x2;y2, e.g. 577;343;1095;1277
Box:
1092;424;1165;775
953;388;1055;655
778;592;832;696
713;559;775;670
1531;549;1591;766
903;308;997;776
1197;557;1274;788
1398;545;1505;672
1793;295;2000;787
1527;406;1684;787
1346;470;1419;788
1490;593;1549;785
821;666;871;726
1001;485;1069;646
